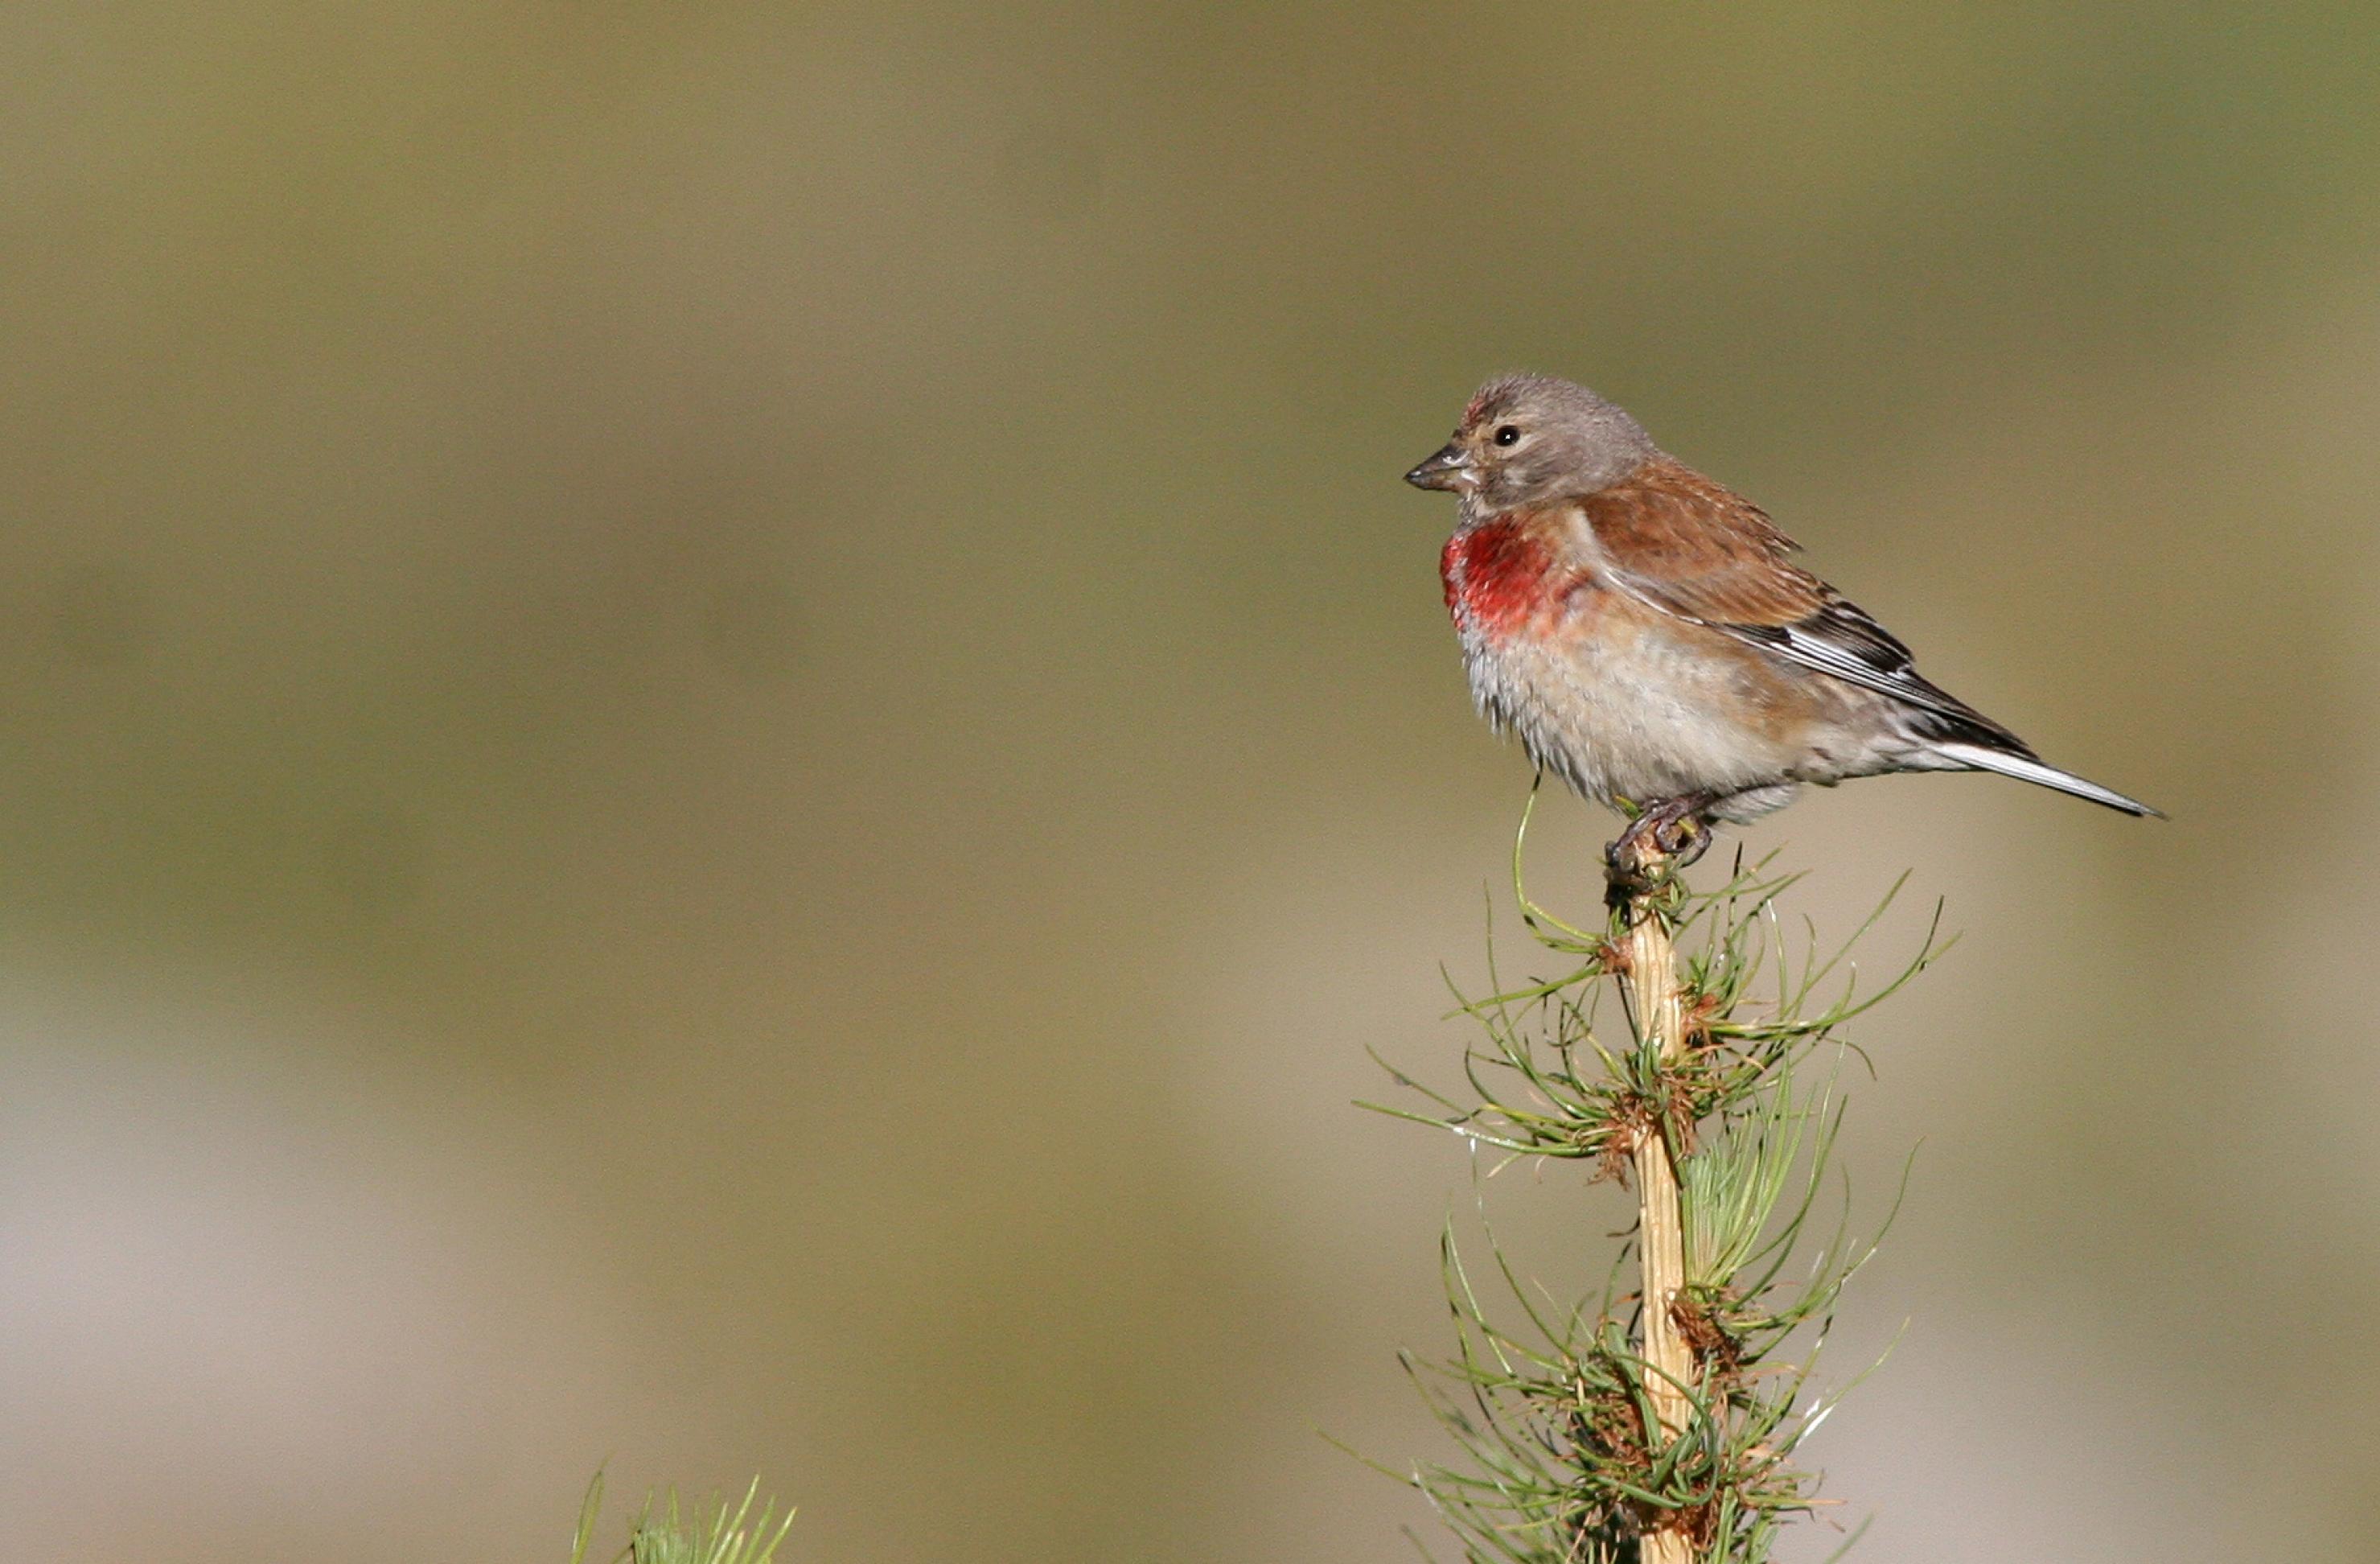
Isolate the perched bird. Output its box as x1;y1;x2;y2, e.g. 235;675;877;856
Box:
1404;373;2156;871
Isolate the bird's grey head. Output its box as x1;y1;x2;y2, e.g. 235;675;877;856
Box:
1404;373;1656;512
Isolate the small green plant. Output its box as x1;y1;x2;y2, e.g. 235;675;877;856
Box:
1368;796;1931;1562
571;1472;795;1564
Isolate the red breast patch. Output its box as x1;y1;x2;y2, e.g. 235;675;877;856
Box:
1441;518;1558;635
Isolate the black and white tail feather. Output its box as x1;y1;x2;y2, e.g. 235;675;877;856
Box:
1786;602;2163;818
1928;741;2162;817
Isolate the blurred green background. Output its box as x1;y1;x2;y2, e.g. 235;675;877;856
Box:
3;5;2374;1561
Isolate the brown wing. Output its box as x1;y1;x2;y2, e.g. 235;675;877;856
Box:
1583;459;2030;752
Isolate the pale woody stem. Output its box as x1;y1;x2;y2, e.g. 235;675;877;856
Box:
1621;882;1696;1564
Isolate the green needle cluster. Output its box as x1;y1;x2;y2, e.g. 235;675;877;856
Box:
570;1474;795;1564
1367;797;1932;1562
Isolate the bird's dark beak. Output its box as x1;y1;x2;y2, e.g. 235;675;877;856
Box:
1404;442;1474;492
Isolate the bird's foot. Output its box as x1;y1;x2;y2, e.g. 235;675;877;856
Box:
1605;797;1715;897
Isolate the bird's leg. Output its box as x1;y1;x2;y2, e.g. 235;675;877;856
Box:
1605;793;1717;891
1651;796;1716;867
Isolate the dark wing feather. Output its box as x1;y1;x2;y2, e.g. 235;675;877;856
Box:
1583;460;2033;755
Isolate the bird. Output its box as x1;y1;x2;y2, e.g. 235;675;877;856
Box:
1404;372;2157;875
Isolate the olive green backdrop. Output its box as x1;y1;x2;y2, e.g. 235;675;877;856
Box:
4;5;2373;1561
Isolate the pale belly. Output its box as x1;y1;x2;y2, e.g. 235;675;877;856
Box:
1458;607;1867;817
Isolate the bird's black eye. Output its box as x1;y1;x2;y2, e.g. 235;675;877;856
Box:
1493;424;1520;447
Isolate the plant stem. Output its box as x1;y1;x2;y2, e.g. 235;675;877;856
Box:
1619;876;1695;1564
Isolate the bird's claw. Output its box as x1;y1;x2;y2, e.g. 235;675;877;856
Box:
1604;801;1714;896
